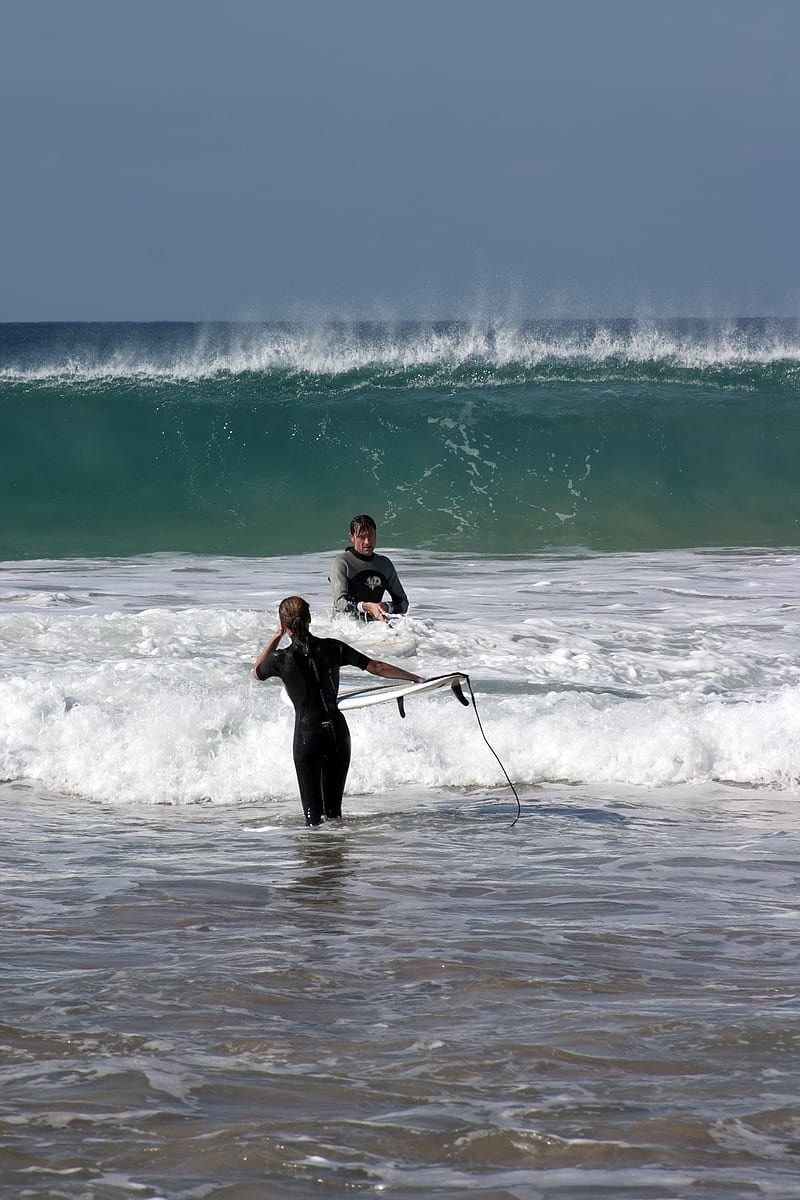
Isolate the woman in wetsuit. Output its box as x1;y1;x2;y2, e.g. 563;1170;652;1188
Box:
253;596;422;826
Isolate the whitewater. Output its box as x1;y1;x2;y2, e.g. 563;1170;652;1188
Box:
1;548;798;806
2;319;800;1200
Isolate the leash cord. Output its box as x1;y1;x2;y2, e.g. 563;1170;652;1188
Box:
463;675;522;827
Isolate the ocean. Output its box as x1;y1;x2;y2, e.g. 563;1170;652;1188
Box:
2;319;800;1199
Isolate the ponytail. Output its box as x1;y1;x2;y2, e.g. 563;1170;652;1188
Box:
279;596;312;648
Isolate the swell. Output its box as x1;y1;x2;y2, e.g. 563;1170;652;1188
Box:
3;369;798;559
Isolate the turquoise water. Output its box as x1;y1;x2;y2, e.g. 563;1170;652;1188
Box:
3;320;800;1199
3;319;799;558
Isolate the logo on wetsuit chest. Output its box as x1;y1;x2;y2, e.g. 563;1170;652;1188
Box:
365;575;383;592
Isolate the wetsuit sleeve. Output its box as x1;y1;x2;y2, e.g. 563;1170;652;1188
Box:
254;650;282;682
338;642;371;671
383;561;409;615
330;554;357;615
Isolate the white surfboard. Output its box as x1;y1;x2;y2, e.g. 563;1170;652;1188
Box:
332;616;418;659
337;672;470;717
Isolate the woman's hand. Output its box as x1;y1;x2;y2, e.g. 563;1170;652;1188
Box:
252;625;287;678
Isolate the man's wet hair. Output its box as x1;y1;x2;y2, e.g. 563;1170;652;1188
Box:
349;514;376;536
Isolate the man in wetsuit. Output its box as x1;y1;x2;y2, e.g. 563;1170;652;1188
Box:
253;596;422;826
329;514;409;621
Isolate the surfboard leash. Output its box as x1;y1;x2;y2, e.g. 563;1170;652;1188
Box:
462;675;522;828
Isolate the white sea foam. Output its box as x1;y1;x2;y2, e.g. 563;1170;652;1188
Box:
3;319;800;382
0;550;798;807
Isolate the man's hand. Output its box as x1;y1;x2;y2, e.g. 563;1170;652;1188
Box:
362;601;389;621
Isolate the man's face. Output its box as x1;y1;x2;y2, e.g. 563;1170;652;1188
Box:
350;524;376;555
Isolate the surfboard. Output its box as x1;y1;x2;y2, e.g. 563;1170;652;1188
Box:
332;616;418;659
337;672;470;717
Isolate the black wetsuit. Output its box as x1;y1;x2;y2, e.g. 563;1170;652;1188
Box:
329;547;409;619
255;635;370;826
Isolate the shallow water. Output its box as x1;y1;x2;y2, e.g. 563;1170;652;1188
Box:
3;779;800;1199
2;548;799;1197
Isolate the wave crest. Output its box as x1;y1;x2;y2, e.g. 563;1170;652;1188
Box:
3;318;800;383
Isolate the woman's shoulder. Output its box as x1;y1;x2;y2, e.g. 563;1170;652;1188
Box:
312;635;354;658
317;635;369;667
255;643;287;680
311;634;342;652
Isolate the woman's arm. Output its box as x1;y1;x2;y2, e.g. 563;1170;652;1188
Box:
364;659;423;683
252;626;285;679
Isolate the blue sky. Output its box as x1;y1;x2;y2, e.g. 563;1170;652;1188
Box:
3;0;799;320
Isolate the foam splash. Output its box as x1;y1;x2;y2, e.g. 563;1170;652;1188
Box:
3;318;800;382
1;551;798;806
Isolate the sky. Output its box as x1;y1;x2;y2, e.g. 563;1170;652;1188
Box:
2;0;799;321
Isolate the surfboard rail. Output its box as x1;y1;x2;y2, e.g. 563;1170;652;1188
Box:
337;672;471;717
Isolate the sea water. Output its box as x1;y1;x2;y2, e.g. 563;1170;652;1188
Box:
2;321;800;1199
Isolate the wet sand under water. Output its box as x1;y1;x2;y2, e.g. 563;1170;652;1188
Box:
2;780;800;1199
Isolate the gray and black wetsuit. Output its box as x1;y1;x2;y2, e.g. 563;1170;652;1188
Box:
329;547;409;619
255;635;369;826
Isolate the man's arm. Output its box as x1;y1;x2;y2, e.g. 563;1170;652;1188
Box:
330;555;357;616
383;560;409;615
